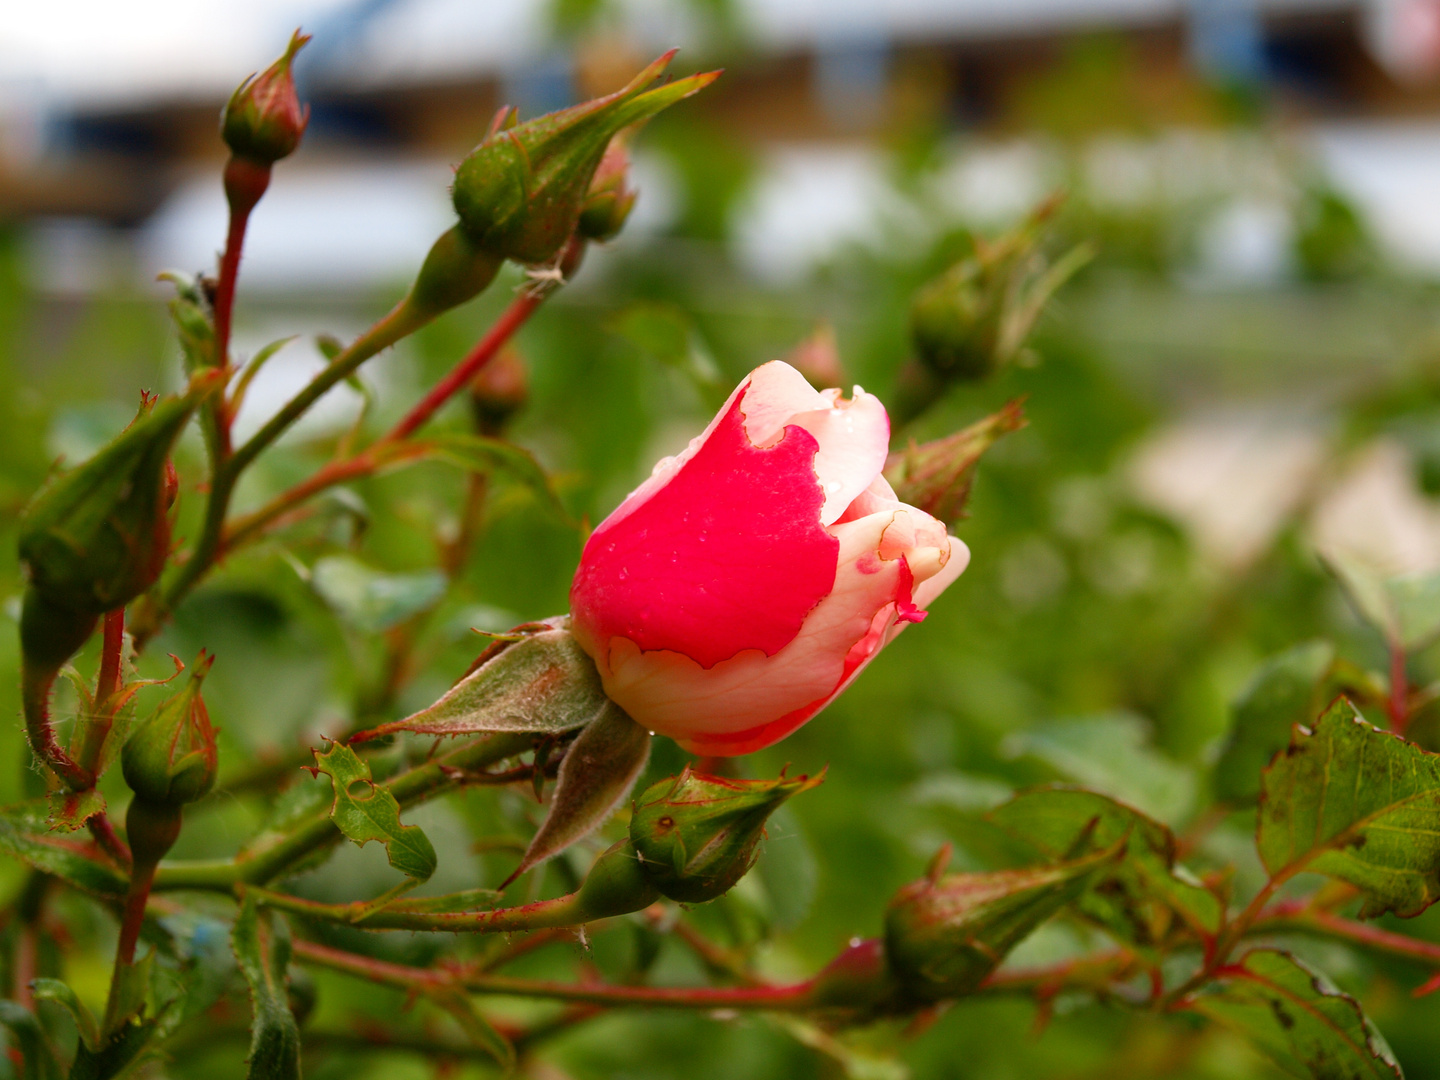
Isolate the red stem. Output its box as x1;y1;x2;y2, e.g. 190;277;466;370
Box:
88;815;132;872
386;290;542;443
293;938;819;1010
97;609;124;706
1389;641;1410;733
115;860;157;967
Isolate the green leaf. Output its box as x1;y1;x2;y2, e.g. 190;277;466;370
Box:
1258;697;1440;917
0;801;126;898
0;1000;61;1080
372;432;569;522
45;787;106;834
100;950;154;1040
1003;713;1196;824
884;843;1121;1001
1324;549;1440;651
1188;949;1401;1079
307;740;437;882
1215;641;1335;803
985;786;1222;944
506;703;651;885
30;979;100;1052
309;555;447;634
232;895;302;1080
354;620;609;741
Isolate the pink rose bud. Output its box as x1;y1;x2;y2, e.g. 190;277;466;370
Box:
570;361;970;756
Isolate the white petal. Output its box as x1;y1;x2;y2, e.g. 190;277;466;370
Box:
736;360;829;446
786;387;891;525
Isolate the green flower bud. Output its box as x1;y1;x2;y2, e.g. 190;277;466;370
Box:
909;200;1091;384
19;379;213;618
884;853;1111;1003
576;137;638;243
452;52;717;265
221;31;311;165
883;400;1026;528
122;653;218;808
629;767;822;904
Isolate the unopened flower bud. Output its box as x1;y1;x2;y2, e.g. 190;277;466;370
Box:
19;380;212;619
122;653;219;808
883;401;1026;528
222;31;311;165
469;346;529;436
629;767;822;903
577;137;638;243
909;201;1091;385
884;853;1111;1003
452;52;717;266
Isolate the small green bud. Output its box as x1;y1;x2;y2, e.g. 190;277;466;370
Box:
574;840;661;920
883;400;1026;528
576;137;638;243
19;378;213;618
221;31;311;165
909;200;1091;384
122;653;219;808
452;52;718;265
629;767;822;904
884;853;1111;1002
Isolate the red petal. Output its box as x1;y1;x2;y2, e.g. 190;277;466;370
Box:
571;386;839;670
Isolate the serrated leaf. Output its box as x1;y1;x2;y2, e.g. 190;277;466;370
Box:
45;787;106;834
309;555;447;634
307;741;436;882
232;895;301;1080
505;702;650;886
1324;549;1440;651
985;786;1222;944
1216;641;1335;803
30;978;100;1052
354;620;609;742
1258;698;1440;918
1188;949;1401;1079
372;432;569;521
885;843;1121;1000
0;801;126;898
0;1000;61;1080
1003;713;1195;824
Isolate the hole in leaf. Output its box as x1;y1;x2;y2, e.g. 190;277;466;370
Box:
347;779;375;800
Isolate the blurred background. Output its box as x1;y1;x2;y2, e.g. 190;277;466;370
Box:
12;0;1440;1077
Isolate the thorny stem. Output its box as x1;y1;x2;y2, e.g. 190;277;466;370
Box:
88;815;132;872
1257;903;1440;971
249;883;602;933
96;610;125;705
293;937;823;1011
132;299;431;649
222;287;546;554
152;731;534;891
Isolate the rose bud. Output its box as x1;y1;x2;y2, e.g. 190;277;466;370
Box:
884;853;1112;1002
883;401;1026;528
576;136;638;243
221;30;311;166
629;767;822;903
122;653;219;809
19;381;211;621
468;345;529;436
569;360;970;756
451;52;717;266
